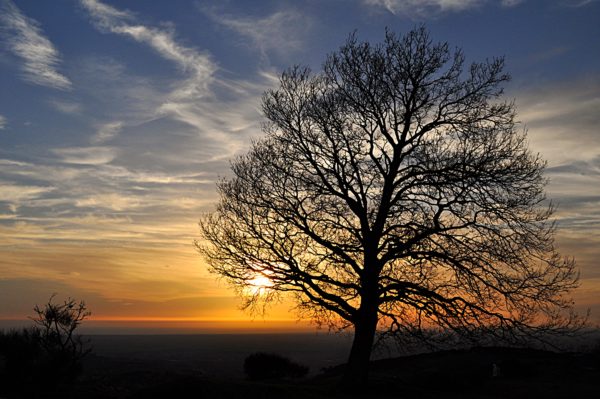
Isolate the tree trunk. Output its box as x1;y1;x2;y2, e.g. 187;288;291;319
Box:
342;297;379;388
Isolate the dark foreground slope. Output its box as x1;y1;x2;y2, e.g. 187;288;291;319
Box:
7;346;596;399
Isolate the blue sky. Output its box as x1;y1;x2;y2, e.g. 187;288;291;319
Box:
1;0;599;325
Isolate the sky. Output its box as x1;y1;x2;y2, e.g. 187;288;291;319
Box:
0;0;599;331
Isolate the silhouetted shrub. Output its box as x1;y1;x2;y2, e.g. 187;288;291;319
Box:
244;352;308;380
30;295;92;372
0;327;43;385
0;295;91;396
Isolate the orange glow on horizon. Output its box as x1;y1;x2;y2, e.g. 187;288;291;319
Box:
86;316;300;322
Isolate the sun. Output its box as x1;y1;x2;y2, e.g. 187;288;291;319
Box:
247;274;274;295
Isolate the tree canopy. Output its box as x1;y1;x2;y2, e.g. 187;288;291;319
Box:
198;27;582;384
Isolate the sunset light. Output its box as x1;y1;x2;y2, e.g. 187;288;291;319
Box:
1;1;599;397
0;0;598;339
247;274;275;296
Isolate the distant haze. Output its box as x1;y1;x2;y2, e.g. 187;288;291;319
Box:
0;318;316;335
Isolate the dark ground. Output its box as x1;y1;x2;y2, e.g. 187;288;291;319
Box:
3;334;600;398
86;333;355;378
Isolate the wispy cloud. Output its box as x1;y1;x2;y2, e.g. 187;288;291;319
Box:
80;0;215;100
562;0;599;7
0;181;54;203
48;99;82;114
80;0;271;160
524;46;568;65
202;7;311;59
363;0;483;17
0;1;278;313
0;0;71;89
52;146;116;165
75;193;140;211
364;0;596;15
514;77;600;239
501;0;524;6
91;121;122;144
0;157;215;218
72;56;165;124
0;114;6;129
516;77;600;165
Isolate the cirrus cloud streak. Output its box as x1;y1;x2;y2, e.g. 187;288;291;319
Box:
0;0;71;89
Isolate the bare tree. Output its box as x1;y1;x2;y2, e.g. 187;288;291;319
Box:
198;27;582;385
31;294;92;366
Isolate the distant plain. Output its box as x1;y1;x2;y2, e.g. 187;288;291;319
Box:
86;333;356;378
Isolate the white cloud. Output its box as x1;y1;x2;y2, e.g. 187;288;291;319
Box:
49;99;82;114
203;8;311;58
0;155;219;243
0;0;71;89
515;77;600;166
563;0;599;6
501;0;524;6
512;78;600;238
0;1;279;263
52;146;116;165
79;0;133;21
0;182;54;203
80;0;270;161
132;173;208;184
0;114;6;129
80;0;215;100
91;121;122;144
0;158;82;182
364;0;483;16
363;0;547;15
75;193;140;211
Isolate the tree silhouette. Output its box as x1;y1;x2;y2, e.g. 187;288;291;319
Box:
31;294;92;365
198;27;581;385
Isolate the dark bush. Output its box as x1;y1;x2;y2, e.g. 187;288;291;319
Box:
0;327;43;385
244;352;309;380
0;327;66;396
0;295;91;396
